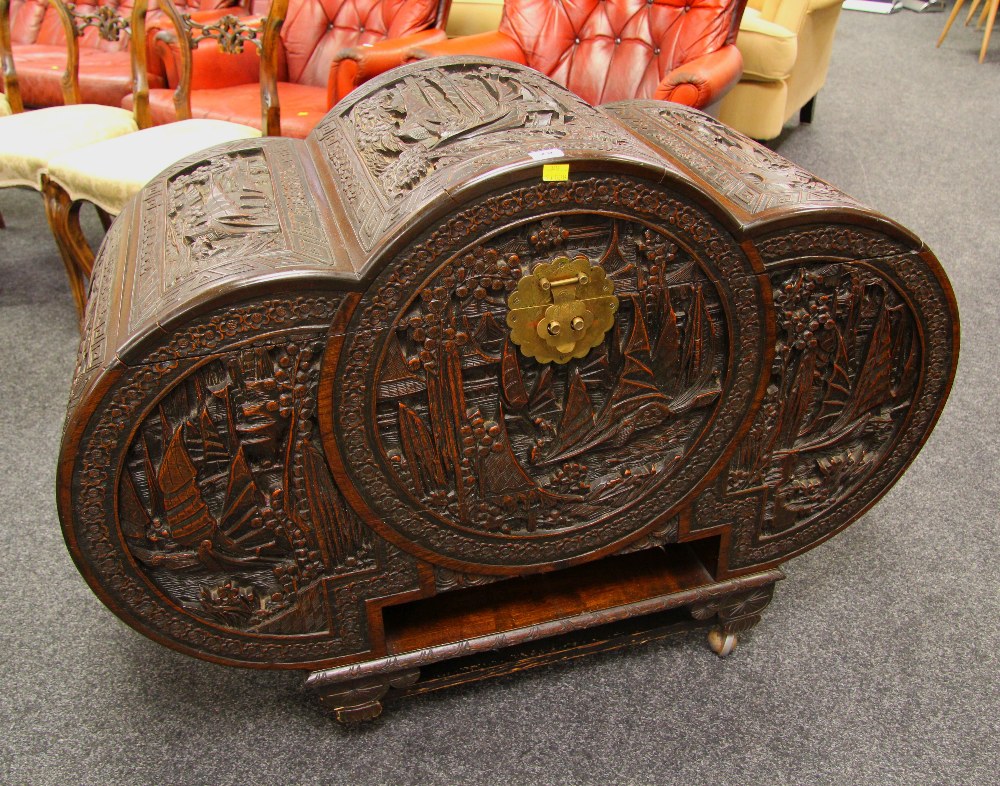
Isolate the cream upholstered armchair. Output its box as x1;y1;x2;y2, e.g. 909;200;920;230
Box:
717;0;844;141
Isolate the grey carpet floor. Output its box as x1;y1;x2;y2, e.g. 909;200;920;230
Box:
1;8;997;786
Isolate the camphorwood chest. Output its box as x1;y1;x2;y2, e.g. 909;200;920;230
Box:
58;57;959;722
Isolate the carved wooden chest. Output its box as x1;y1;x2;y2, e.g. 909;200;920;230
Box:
58;57;959;722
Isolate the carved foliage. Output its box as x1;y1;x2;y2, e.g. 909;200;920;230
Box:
72;4;130;42
188;13;263;54
693;255;952;569
118;338;374;634
66;296;424;665
609;102;859;216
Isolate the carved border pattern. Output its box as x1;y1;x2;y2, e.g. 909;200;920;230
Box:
608;102;861;217
756;225;910;266
65;295;420;664
330;176;768;570
68;205;127;417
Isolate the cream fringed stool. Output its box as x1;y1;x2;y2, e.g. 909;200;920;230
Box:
39;0;289;323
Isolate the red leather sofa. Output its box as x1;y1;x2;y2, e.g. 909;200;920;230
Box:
4;0;235;108
142;0;451;138
402;0;748;109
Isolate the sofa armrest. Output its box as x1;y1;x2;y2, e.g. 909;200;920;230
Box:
328;29;447;106
653;44;743;109
736;10;798;82
408;31;528;65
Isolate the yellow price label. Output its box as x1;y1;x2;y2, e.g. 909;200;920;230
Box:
542;163;570;182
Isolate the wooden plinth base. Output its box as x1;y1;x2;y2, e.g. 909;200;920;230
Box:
305;547;784;723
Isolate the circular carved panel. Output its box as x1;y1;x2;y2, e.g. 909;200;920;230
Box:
324;176;768;571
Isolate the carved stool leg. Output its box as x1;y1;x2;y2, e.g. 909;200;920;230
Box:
690;584;777;658
311;669;420;724
42;176;96;326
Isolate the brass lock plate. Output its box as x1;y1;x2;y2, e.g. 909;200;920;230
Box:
506;255;618;364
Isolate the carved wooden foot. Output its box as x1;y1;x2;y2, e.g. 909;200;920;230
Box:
706;628;737;656
310;669;420;724
0;209;6;229
691;584;777;658
42;175;96;326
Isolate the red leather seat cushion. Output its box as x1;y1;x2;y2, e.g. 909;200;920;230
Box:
498;0;739;105
10;43;165;108
138;81;327;138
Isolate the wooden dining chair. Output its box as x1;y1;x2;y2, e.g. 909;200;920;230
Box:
1;0;139;236
41;0;288;322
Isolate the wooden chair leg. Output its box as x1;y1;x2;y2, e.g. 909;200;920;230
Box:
978;0;991;27
938;0;968;45
966;0;984;24
95;205;113;232
42;175;95;326
981;0;1000;61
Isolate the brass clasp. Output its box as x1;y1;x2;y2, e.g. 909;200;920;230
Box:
506;255;618;364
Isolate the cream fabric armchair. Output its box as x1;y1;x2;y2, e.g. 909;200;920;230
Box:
717;0;844;141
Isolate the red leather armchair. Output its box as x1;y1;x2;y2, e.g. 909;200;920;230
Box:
3;0;233;107
401;0;748;109
143;0;451;138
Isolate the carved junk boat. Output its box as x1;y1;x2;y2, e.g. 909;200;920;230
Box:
58;57;959;722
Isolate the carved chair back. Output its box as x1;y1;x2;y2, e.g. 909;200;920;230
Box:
8;0;226;49
47;0;133;104
1;0;24;111
496;0;747;105
140;0;287;133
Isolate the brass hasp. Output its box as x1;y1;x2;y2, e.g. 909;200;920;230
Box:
506;255;618;364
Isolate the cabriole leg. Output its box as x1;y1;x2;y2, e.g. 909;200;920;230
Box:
96;205;113;232
42;176;95;326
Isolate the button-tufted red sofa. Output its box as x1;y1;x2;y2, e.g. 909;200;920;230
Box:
390;0;749;109
141;0;451;137
3;0;236;108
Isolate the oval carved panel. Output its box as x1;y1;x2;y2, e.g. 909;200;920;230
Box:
324;176;769;571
